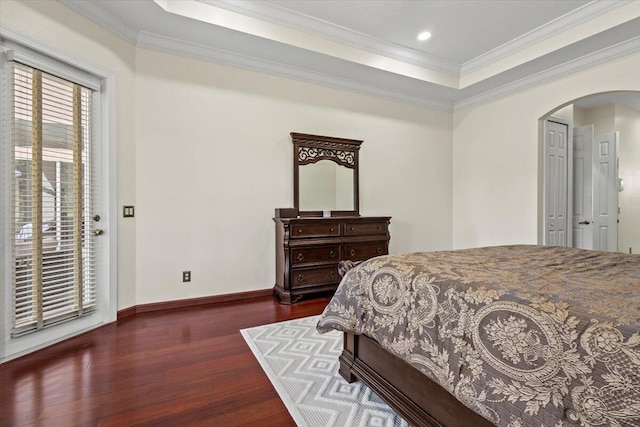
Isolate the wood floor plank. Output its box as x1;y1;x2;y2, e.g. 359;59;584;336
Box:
1;295;332;426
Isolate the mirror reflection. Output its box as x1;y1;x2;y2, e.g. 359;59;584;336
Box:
543;91;640;253
299;160;354;211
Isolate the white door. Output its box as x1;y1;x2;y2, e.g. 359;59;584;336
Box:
593;132;619;251
572;125;594;249
544;120;569;246
1;50;114;362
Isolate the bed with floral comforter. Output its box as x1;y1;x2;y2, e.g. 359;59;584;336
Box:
317;245;640;427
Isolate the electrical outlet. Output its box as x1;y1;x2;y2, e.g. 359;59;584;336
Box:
182;271;191;282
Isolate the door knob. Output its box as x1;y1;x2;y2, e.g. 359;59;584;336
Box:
579;220;591;225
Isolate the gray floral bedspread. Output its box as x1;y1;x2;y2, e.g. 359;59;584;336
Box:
316;245;640;427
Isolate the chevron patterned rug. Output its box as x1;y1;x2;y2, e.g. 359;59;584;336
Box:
241;315;408;427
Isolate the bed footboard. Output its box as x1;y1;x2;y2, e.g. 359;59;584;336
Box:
340;332;494;427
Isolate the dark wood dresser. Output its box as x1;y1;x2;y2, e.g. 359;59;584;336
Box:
274;216;391;304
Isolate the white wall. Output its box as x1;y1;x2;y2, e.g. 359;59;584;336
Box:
452;53;640;249
582;104;616;134
574;106;587;126
1;0;138;310
133;50;453;303
2;1;453;309
7;0;637;311
552;105;574;122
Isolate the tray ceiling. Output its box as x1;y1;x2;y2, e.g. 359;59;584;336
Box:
58;0;640;110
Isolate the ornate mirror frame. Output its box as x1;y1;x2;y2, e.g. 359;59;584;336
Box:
292;132;362;217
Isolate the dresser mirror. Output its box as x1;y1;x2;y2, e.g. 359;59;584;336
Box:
292;132;362;216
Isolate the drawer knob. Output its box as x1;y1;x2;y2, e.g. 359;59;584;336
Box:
329;271;335;279
376;247;383;255
297;274;304;283
350;249;356;257
298;229;303;233
350;227;354;231
330;227;334;232
329;250;336;258
297;253;304;261
377;226;381;230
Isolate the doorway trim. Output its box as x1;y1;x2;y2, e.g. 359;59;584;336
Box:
0;28;118;363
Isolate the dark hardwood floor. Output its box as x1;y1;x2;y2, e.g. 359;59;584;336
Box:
0;295;333;427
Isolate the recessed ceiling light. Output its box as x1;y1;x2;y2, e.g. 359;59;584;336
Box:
417;31;432;41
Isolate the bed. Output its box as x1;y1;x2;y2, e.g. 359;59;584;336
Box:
316;245;640;427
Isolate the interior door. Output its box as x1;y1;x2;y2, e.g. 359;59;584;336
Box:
544;119;569;246
572;125;594;249
593;131;619;251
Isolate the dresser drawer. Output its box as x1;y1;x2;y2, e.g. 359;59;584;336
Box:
292;266;340;288
344;221;387;236
291;223;340;238
291;245;340;265
345;241;387;261
274;216;391;304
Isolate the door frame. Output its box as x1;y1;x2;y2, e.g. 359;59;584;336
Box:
0;28;118;362
539;116;573;246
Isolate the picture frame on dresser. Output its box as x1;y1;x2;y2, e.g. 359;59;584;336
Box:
273;133;391;304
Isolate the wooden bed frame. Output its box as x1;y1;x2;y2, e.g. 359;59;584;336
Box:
339;331;495;427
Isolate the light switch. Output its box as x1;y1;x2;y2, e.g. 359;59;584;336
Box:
123;205;135;218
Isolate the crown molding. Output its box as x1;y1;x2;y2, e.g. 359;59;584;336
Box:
57;0;140;45
136;31;454;112
51;0;639;112
455;34;640;110
460;0;627;76
200;0;460;76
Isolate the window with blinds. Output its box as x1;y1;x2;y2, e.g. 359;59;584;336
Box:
10;62;97;337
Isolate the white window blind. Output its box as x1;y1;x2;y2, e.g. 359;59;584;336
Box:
10;62;97;337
